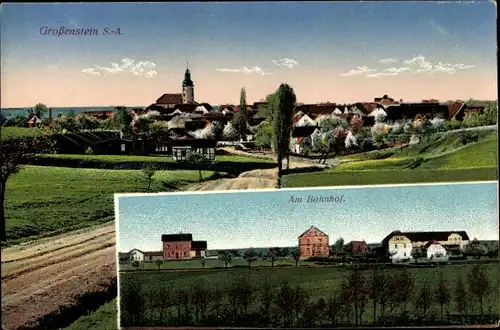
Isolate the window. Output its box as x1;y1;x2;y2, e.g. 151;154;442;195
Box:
404;244;406;248
395;244;398;248
404;252;407;257
121;144;126;152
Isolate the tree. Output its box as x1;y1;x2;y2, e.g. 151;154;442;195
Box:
467;265;490;316
236;88;248;141
368;269;385;323
114;107;132;129
267;247;279;267
1;135;54;241
254;122;273;150
186;153;210;182
416;279;433;321
211;121;224;140
142;165;156;191
132;260;140;269
331;237;345;258
434;271;451;321
218;250;232;268
341;266;368;326
222;121;238;141
291;247;301;266
454;275;468;316
155;259;163;271
393;268;415;315
272;84;296;187
29;103;49;118
243;248;258;268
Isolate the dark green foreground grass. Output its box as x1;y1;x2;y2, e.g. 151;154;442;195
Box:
63;299;117;330
119;263;499;326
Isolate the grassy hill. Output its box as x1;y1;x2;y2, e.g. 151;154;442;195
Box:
285;128;497;187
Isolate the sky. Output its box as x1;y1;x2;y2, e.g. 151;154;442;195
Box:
116;182;498;252
1;2;497;108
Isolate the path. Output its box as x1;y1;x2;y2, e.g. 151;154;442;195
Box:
1;222;117;330
189;148;321;191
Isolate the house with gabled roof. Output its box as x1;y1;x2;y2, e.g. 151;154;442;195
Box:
129;248;145;261
162;233;208;260
382;230;470;262
298;226;329;259
293;114;317;127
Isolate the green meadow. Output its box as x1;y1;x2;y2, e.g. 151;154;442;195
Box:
4;166;215;245
285;129;498;187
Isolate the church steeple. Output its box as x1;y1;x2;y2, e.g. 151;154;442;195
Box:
182;62;195;104
183;62;194;87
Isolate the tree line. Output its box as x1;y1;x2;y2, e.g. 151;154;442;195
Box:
120;264;498;328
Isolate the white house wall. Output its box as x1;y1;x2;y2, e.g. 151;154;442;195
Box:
388;242;413;262
130;250;144;261
427;244;449;262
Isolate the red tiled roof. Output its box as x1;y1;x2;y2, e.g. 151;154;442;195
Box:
156;93;182;105
360;102;379;114
292;113;303;124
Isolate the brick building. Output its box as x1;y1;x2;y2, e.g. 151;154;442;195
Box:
161;233;208;260
298;226;329;259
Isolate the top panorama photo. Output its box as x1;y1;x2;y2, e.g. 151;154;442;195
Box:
0;1;497;330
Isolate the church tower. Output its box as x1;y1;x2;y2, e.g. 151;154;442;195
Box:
182;63;195;104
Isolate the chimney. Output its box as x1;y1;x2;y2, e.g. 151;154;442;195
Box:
383;94;388;99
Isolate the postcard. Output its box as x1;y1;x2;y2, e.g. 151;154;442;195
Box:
1;2;497;330
115;181;499;328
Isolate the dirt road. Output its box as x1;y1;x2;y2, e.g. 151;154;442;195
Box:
1;222;117;330
190;149;316;191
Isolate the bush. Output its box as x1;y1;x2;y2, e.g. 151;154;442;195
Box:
458;131;479;145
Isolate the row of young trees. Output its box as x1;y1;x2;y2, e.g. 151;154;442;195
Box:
120;264;497;328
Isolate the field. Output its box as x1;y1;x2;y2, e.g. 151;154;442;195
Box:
64;299;117;330
1;126;47;140
4;165;215;245
39;153;275;164
118;262;499;327
285;129;498;187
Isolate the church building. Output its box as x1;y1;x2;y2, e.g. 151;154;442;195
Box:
154;64;196;108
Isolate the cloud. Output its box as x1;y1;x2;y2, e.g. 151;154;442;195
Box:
81;58;157;78
341;55;474;78
215;66;272;75
272;57;300;69
380;58;396;65
340;66;377;76
81;68;100;76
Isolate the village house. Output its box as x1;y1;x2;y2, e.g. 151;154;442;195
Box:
290;126;316;154
129;248;145;261
162;233;208;260
298;226;329;259
447;102;486;121
382;230;470;262
384;102;450;121
345;240;371;254
170;138;217;162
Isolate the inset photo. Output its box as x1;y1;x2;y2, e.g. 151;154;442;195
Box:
115;181;499;328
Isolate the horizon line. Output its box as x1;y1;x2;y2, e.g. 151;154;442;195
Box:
1;97;497;110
